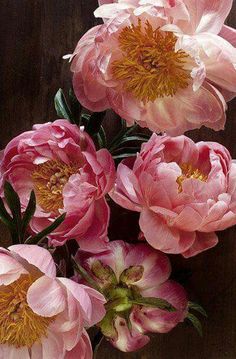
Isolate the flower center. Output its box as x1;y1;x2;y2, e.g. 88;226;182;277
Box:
0;274;55;348
32;160;79;213
112;20;191;103
177;163;208;192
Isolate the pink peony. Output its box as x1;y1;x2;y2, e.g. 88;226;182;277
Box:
110;134;236;257
70;0;236;135
75;241;188;352
0;120;115;250
0;244;106;358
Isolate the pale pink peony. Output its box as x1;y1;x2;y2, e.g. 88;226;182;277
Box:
0;244;106;359
0;120;115;250
110;134;236;257
75;241;188;352
70;0;236;135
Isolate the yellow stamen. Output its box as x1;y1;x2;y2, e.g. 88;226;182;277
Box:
177;163;208;192
112;20;191;103
0;274;55;348
32;160;79;213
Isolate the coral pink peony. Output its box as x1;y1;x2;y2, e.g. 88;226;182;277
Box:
70;0;236;135
0;244;106;359
110;134;236;257
0;120;115;250
75;241;188;352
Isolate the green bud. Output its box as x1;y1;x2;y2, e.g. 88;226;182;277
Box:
91;260;117;287
120;265;144;285
99;310;117;339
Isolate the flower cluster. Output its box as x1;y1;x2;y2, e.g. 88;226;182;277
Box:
0;0;236;358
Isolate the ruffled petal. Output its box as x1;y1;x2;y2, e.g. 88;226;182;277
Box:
139;208;195;254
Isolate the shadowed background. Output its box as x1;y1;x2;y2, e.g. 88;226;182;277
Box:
0;1;236;358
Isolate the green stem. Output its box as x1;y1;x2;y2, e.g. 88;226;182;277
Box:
72;257;103;293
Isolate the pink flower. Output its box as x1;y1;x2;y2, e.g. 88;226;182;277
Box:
0;244;106;358
75;241;188;352
0;120;115;250
110;134;236;257
70;0;236;135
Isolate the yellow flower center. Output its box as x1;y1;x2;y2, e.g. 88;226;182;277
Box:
32;160;79;213
177;163;208;192
0;274;55;348
112;20;191;103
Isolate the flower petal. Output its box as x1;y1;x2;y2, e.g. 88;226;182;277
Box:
0;250;28;285
183;0;233;34
139;208;195;254
27;276;66;317
9;244;56;278
182;231;218;258
65;330;93;359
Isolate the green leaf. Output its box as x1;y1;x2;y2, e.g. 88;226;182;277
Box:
54;89;73;122
187;313;203;336
116;136;150;146
132;297;176;312
72;257;102;293
25;213;66;244
188;301;207;317
113;152;137;160
97;125;107;148
85;111;106;137
4;181;21;230
68;88;82;124
0;197;13;227
93;331;104;359
21;191;36;240
112;146;140;155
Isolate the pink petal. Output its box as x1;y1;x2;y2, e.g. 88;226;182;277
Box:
0;346;30;359
41;330;65;359
58;278;106;326
220;24;236;47
183;0;233;34
65;330;93;359
182;231;219;258
111;316;150;352
132;280;188;333
27;276;66;317
139;208;195;254
0;250;28;285
141;82;226;135
124;243;171;290
9;244;56;278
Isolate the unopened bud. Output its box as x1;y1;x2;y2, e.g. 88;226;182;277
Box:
120;265;144;285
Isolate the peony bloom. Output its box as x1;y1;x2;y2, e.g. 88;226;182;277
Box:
0;120;115;250
110;134;236;257
70;0;236;135
0;244;106;358
75;241;188;352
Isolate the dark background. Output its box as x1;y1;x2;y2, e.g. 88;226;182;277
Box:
0;1;236;358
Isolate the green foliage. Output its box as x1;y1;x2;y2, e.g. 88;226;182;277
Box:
0;181;66;245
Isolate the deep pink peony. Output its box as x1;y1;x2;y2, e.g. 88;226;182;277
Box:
110;134;236;257
0;244;106;359
70;0;236;135
75;241;188;352
0;120;115;250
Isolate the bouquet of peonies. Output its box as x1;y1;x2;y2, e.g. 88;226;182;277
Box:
1;0;236;358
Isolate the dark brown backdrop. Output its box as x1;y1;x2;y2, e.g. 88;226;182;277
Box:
0;1;236;358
